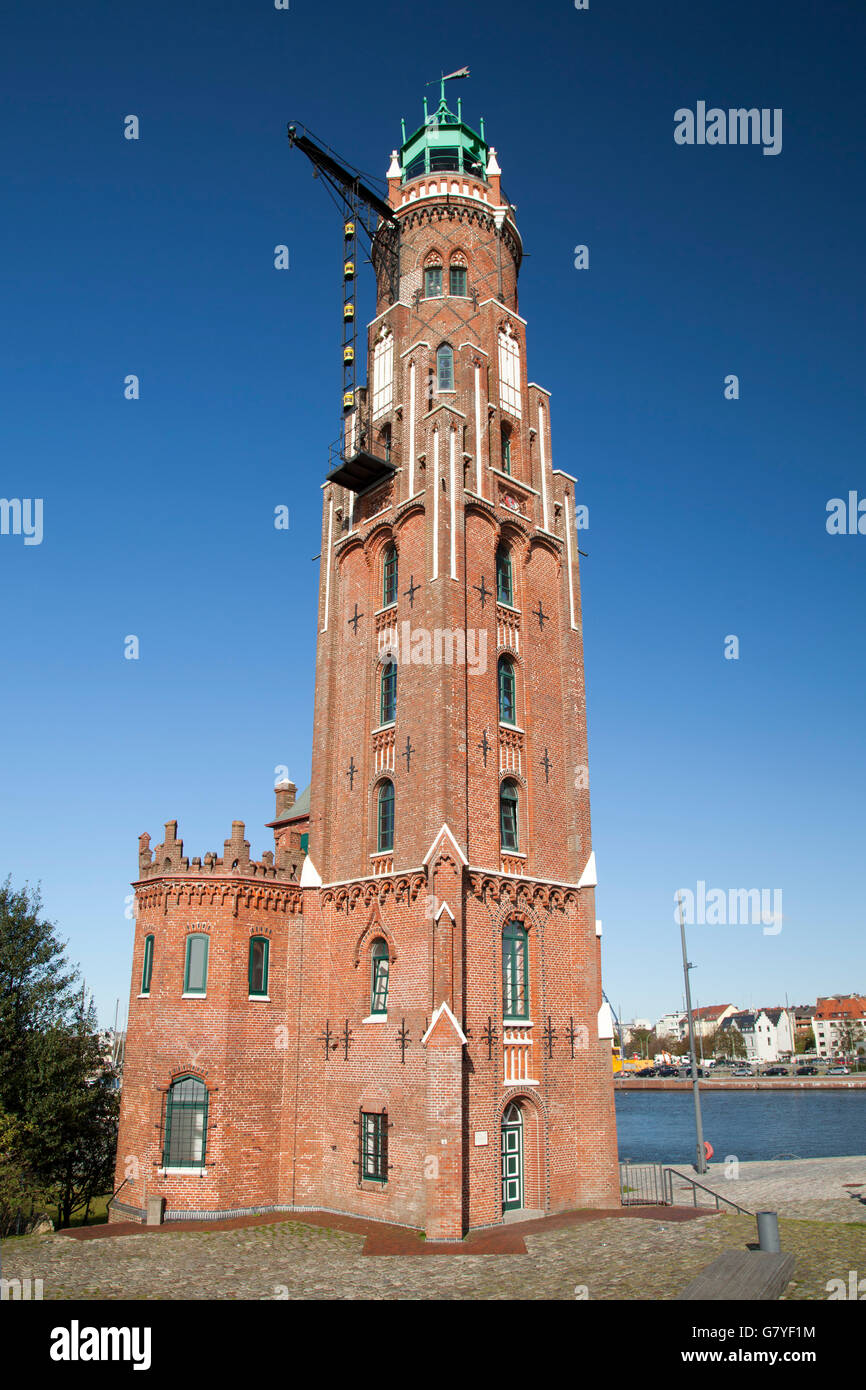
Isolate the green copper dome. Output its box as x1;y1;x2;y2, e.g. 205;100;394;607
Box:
399;81;488;183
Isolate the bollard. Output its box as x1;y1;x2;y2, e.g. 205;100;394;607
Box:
756;1210;781;1252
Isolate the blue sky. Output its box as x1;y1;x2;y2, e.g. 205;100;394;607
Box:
1;0;863;1029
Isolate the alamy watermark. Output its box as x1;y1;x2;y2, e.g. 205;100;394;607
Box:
378;622;487;675
675;103;782;157
0;497;43;545
676;882;782;935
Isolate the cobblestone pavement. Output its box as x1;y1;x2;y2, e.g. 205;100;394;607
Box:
663;1155;866;1223
3;1207;864;1300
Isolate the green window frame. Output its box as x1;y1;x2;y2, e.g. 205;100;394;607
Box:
141;934;154;995
500;780;519;853
436;344;454;393
163;1075;208;1169
496;545;513;605
501;430;512;475
502;921;529;1019
377;780;394;852
498;655;516;724
300;832;309;853
248;936;270;998
424;265;442;297
380;659;397;725
449;264;467;296
370;939;390;1015
360;1110;388;1182
183;934;209;996
382;543;398;606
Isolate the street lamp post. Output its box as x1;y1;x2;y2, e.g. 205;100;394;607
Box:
678;892;707;1174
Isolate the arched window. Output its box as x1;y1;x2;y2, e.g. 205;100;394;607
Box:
140;934;154;995
502;921;529;1019
382;542;398;606
183;934;209;996
163;1075;209;1169
501;427;512;475
248;936;270;998
449;259;467;296
496;544;513;606
498;656;516;725
377;780;395;852
424;259;443;298
436;344;454;393
498;323;522;417
371;326;394;419
500;780;519;853
380;659;397;725
370;939;390;1015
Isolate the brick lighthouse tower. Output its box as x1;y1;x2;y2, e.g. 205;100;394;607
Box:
112;87;620;1237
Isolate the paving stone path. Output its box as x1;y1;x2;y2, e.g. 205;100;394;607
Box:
3;1206;864;1301
663;1155;866;1224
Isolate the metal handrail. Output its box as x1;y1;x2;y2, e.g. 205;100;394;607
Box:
663;1166;752;1216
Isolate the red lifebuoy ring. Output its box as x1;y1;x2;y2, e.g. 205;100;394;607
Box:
704;1141;714;1160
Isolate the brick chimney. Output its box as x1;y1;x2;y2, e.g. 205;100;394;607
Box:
275;779;297;819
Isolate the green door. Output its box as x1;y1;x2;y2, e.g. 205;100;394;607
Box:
501;1102;524;1212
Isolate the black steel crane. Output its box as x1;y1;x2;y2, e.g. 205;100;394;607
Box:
287;122;399;491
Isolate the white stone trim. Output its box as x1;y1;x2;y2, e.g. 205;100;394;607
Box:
322;498;333;633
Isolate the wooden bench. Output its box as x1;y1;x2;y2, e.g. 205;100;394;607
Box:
676;1249;795;1301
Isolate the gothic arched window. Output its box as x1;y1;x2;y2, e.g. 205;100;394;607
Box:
424;256;443;298
496;544;514;606
371;327;394;419
449;254;467;297
380;660;397;726
370;939;390;1015
502;921;529;1019
377;780;395;852
498;656;516;725
498;323;522;417
382;542;398;606
436;344;454;393
163;1075;209;1169
500;780;519;853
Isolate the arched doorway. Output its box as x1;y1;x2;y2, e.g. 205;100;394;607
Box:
501;1101;524;1212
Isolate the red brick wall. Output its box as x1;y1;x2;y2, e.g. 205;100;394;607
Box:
113;159;621;1234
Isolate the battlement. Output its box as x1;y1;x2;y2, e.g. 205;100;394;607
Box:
137;819;303;883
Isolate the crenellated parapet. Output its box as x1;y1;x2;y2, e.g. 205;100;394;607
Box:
138;818;303;884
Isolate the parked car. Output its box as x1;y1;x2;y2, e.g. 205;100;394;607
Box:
639;1066;659;1077
796;1065;818;1076
679;1065;707;1077
764;1066;789;1076
656;1065;680;1078
826;1065;850;1075
731;1066;753;1077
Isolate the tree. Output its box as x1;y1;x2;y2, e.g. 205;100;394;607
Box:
0;1107;45;1238
0;878;119;1227
0;878;79;1115
836;1021;866;1068
723;1025;747;1059
27;999;120;1228
628;1028;656;1058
